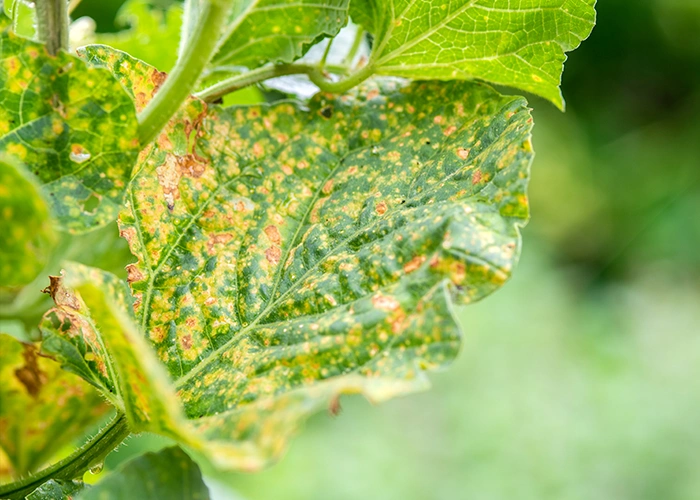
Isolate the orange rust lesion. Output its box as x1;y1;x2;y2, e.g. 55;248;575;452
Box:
265;246;282;265
391;310;407;334
403;255;426;274
264;225;282;245
375;201;388;215
443;125;457;136
372;294;400;312
181;334;193;350
471;169;483;185
207;232;234;254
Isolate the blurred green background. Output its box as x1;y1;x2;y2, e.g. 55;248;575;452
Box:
72;0;700;498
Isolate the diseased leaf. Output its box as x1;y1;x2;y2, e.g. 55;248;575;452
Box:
42;51;532;470
78;447;209;500
76;45;168;115
25;479;87;500
210;0;350;69
39;263;189;444
352;0;596;108
0;157;57;288
0;15;140;233
0;334;109;477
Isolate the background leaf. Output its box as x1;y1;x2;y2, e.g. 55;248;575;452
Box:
0;15;140;233
25;479;87;500
0;157;57;288
352;0;597;109
92;0;184;72
78;447;209;500
0;334;109;477
209;0;350;69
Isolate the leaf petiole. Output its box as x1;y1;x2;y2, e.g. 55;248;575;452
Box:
195;62;375;103
137;0;232;146
35;0;69;55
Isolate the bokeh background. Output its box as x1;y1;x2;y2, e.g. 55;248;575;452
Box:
69;0;700;498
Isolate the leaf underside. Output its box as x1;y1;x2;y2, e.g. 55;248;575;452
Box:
42;48;532;470
211;0;350;69
0;15;140;233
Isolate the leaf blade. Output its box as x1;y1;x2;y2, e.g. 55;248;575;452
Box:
354;0;597;108
0;157;57;287
78;447;209;500
210;0;350;68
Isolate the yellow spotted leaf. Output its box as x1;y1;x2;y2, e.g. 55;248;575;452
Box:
41;50;532;471
0;15;140;233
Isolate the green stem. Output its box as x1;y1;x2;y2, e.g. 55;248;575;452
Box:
196;63;373;103
196;64;318;102
308;63;375;94
0;414;130;499
137;0;231;146
319;38;333;68
343;27;365;67
35;0;69;55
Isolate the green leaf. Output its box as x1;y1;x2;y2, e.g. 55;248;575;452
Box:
209;0;350;69
0;15;140;233
93;0;183;72
42;51;532;470
78;447;209;500
0;157;57;288
352;0;597;109
0;334;109;477
25;479;87;500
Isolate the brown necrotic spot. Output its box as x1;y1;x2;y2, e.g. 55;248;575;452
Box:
266;246;282;265
126;263;145;285
15;345;47;398
264;225;281;245
181;334;193;350
320;106;333;119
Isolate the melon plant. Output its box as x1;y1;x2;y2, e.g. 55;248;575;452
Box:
0;0;595;497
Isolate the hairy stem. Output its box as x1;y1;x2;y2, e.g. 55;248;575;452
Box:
35;0;69;55
0;414;130;499
137;0;231;146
